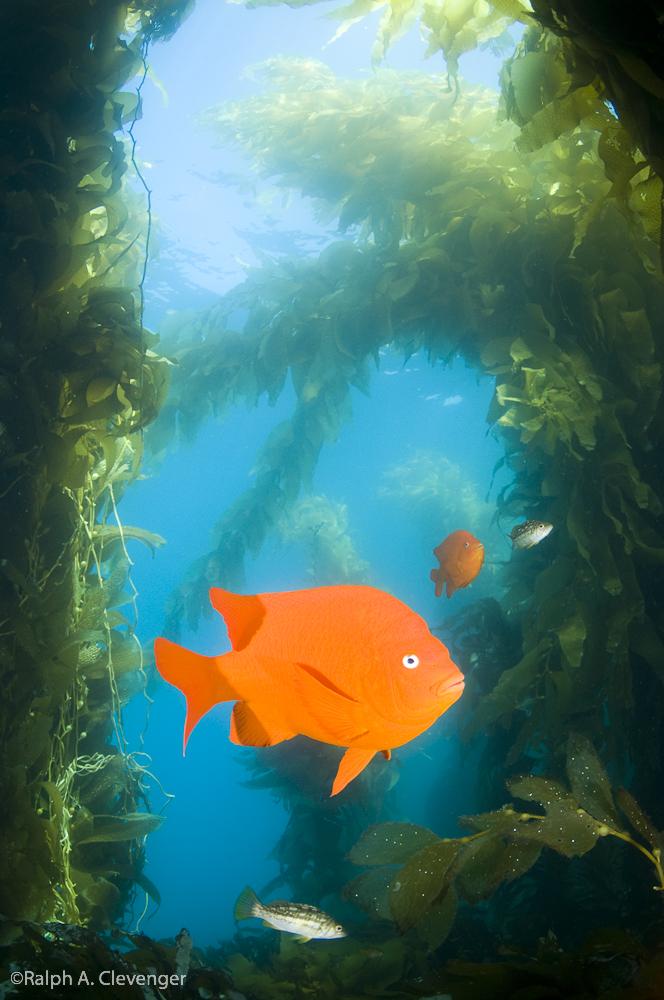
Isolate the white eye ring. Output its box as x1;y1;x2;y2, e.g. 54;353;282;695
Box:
402;654;419;669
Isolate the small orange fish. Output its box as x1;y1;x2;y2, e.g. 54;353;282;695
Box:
155;585;464;796
430;529;485;598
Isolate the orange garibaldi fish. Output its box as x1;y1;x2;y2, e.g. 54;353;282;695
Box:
154;585;464;796
430;530;485;598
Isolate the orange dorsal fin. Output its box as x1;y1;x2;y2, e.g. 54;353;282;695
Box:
331;748;376;796
230;701;294;747
209;588;266;650
154;637;236;751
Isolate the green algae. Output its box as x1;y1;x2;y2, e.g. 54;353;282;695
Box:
0;0;190;926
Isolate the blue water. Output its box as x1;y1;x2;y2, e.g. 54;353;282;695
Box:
119;0;512;947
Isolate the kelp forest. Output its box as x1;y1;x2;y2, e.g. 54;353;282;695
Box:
1;0;664;997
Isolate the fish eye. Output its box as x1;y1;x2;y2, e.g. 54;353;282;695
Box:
464;541;470;549
402;654;419;669
335;924;343;932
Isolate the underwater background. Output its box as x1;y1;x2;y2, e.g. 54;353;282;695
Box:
2;0;664;998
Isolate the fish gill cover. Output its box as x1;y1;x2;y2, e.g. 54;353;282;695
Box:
1;0;664;997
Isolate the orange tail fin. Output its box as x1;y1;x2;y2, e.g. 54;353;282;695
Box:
154;637;237;751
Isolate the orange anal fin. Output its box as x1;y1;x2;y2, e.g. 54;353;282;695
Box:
230;702;293;747
154;637;235;752
209;588;266;650
331;748;377;796
294;662;367;744
445;579;457;598
381;749;391;760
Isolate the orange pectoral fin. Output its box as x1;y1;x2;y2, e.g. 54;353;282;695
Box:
293;662;368;745
209;588;266;650
331;748;377;796
230;702;294;747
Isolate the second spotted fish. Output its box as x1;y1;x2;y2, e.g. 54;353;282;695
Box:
235;886;346;942
510;520;553;549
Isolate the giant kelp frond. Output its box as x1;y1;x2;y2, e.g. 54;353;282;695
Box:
204;64;520;249
228;0;664;265
205;58;657;264
0;0;188;924
278;494;370;585
235;0;531;73
346;736;664;951
500;24;664;253
529;0;664;188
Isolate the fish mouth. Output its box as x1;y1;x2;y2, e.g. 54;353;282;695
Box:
431;677;465;699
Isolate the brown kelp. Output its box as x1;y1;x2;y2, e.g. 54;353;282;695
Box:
345;736;664;950
0;0;191;925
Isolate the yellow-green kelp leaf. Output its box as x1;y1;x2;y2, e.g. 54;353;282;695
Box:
616;788;661;849
85;376;118;406
74;861;162;907
455;836;541;903
507;775;571;808
507;777;600;856
348;822;440;865
459;805;530;836
389;839;459;931
342;866;394;920
516;83;601;153
75;812;165;844
416;885;457;952
557;611;587;668
566;734;619;827
73;869;122;916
